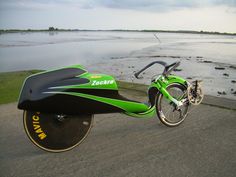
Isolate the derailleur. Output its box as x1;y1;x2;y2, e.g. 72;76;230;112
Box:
187;80;204;105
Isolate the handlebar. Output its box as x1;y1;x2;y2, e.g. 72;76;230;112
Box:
134;61;180;79
164;61;180;76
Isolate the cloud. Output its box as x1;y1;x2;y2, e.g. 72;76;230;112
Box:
89;0;236;11
0;0;235;12
0;0;235;32
86;0;197;10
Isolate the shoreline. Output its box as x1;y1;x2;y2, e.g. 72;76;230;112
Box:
1;29;236;36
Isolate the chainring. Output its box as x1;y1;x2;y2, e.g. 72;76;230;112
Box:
187;80;204;105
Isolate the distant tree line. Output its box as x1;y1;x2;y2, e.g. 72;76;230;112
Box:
0;28;235;36
48;27;58;31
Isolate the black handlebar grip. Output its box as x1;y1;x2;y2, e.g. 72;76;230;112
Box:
134;72;139;79
134;70;144;79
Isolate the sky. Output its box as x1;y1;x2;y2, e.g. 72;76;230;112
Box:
0;0;236;33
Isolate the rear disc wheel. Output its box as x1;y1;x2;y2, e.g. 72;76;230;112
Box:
23;111;93;152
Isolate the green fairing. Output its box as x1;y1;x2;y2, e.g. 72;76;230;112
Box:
71;65;118;90
124;106;156;118
45;91;150;113
23;64;188;117
50;73;118;90
66;64;86;70
46;74;186;117
46;72;187;116
35;64;87;76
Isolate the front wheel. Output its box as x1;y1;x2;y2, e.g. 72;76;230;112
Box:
23;111;93;152
156;83;189;127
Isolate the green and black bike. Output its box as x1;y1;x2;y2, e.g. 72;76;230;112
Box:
18;61;203;152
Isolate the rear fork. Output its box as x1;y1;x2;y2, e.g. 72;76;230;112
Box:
159;86;188;110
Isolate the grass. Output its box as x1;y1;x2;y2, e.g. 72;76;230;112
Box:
0;70;43;105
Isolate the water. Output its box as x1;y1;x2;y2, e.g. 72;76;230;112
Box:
0;31;157;72
142;33;236;65
0;31;236;72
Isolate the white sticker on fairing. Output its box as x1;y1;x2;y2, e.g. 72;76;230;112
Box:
91;80;114;86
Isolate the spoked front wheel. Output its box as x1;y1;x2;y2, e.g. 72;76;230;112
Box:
23;111;93;152
156;83;189;127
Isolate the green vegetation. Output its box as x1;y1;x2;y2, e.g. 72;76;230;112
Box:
0;70;43;105
48;27;59;31
0;28;235;36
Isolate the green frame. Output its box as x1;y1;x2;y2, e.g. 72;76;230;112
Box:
124;75;187;118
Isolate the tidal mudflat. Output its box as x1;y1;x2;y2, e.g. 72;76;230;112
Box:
0;31;235;99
